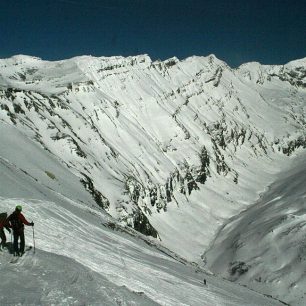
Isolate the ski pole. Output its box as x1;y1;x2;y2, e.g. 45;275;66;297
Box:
32;226;36;254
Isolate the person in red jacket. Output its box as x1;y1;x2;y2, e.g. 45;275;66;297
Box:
0;212;11;249
7;205;34;256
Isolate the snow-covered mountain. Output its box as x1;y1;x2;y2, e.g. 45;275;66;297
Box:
0;53;305;305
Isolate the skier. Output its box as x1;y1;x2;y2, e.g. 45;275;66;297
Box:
0;212;11;249
7;205;34;256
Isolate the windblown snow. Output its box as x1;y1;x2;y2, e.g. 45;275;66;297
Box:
0;53;305;305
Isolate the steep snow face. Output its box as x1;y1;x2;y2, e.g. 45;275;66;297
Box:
0;54;305;262
204;153;306;305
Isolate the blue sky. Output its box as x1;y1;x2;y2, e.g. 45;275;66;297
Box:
0;0;305;67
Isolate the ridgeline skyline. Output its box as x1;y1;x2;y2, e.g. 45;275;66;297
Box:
0;0;305;67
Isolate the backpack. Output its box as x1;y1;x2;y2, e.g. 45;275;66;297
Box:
0;212;7;227
9;212;23;231
0;212;7;221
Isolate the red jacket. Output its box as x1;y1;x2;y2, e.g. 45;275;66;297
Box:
17;212;31;225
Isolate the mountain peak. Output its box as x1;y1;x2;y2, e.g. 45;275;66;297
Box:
9;54;42;63
285;56;306;68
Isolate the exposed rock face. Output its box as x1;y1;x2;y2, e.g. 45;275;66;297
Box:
0;54;305;248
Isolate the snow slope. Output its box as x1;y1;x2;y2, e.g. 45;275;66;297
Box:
0;195;282;305
204;152;306;305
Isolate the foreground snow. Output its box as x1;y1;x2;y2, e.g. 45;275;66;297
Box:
0;248;159;306
0;196;282;305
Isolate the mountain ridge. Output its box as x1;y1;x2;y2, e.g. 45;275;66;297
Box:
0;54;305;260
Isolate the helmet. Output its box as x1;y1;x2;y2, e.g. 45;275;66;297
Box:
15;205;22;212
